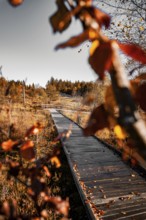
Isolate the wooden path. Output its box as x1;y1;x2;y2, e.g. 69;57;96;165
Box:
50;109;146;220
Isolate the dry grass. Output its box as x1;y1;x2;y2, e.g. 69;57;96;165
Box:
0;102;58;217
0;98;88;219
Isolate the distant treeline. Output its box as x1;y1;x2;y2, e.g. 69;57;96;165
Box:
46;77;95;96
0;76;110;102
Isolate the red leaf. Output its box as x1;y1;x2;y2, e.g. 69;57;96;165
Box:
1;139;18;151
118;42;146;64
89;41;113;79
50;0;72;33
25;122;42;138
20;140;35;161
135;83;146;111
83;104;109;136
87;7;111;28
55;28;96;49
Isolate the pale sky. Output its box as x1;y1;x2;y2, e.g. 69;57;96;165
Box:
0;0;96;87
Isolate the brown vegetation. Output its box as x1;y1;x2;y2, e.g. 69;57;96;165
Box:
0;89;89;219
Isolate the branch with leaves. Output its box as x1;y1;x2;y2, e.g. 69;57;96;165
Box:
48;0;146;160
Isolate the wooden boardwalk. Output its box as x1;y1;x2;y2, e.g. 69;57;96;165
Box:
50;109;146;220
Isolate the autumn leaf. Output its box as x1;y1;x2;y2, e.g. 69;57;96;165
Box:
118;42;146;64
56;28;98;49
89;41;113;79
43;166;51;178
50;0;72;33
50;156;61;168
20;140;35;161
9;0;23;7
77;4;110;28
83;104;109;136
1;139;18;151
25;122;42;138
114;125;127;139
45;196;69;217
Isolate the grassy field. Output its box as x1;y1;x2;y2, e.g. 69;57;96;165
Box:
0;97;89;219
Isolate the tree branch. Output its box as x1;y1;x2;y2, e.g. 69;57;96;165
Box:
110;41;146;160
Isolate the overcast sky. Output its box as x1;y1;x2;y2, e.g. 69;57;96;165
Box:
0;0;97;87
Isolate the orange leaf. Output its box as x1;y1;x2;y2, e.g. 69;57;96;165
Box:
55;28;97;50
9;0;23;7
25;122;42;138
43;166;51;178
83;104;109;136
50;156;61;168
89;41;113;79
50;0;72;33
118;42;146;64
1;139;18;151
20;140;35;161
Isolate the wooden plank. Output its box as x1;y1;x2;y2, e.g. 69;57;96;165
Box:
77;164;133;174
99;199;146;216
102;208;146;220
86;187;146;200
86;180;146;190
97;197;146;210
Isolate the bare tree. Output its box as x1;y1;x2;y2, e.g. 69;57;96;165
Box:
22;78;27;105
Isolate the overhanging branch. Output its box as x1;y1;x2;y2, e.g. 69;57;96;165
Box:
110;41;146;160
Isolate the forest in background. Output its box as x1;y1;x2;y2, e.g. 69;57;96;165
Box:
0;75;109;102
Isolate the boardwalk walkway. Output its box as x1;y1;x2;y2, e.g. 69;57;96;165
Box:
50;109;146;220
